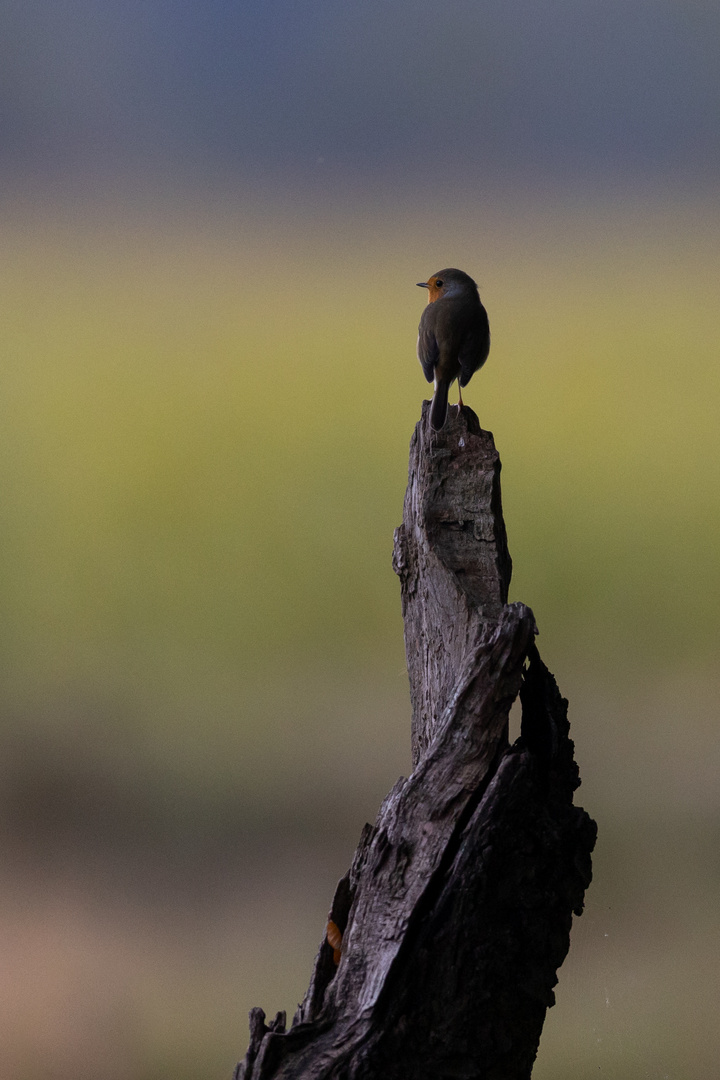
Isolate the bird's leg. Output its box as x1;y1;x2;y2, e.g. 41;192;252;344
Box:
457;381;464;413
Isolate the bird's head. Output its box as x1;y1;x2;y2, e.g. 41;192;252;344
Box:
416;268;478;302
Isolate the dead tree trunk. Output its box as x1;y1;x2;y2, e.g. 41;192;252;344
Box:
235;403;597;1080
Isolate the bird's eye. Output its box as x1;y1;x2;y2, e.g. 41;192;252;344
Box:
435;279;444;287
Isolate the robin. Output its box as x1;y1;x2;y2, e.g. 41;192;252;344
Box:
416;268;490;430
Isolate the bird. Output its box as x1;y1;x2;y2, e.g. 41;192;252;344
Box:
416;268;490;430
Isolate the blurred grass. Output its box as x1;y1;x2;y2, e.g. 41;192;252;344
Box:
0;188;718;1078
0;191;718;727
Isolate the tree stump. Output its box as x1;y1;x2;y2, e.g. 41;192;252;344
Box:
235;403;597;1080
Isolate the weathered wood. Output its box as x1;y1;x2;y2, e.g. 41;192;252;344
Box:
235;403;596;1080
393;403;512;764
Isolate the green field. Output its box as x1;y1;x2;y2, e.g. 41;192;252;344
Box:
0;190;717;1078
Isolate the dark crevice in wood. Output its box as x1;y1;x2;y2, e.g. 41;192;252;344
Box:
293;823;376;1028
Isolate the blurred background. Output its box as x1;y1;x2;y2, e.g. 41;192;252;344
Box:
0;2;719;1077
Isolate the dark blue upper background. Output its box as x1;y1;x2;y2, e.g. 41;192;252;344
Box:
2;0;719;187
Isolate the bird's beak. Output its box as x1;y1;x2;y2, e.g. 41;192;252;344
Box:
416;282;429;288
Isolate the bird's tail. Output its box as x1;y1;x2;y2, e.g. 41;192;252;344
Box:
430;379;450;430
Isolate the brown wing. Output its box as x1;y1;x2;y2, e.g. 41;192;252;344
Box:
417;305;439;383
458;302;490;387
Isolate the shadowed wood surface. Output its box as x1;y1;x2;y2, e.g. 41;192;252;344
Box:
235;403;596;1080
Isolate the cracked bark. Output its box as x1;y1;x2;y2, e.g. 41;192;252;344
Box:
235;402;597;1080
